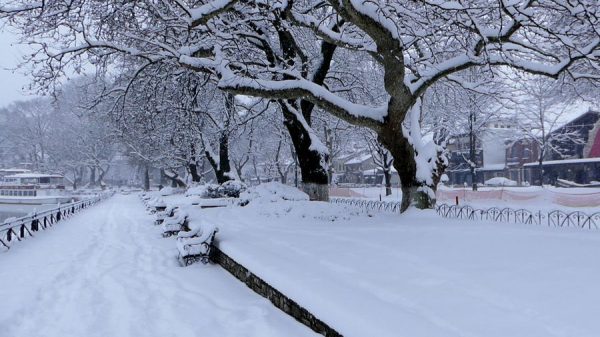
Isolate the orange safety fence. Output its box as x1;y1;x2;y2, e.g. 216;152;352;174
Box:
437;188;600;208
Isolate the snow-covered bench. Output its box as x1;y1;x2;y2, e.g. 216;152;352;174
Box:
189;197;235;208
146;198;167;214
154;205;178;225
161;209;188;237
176;222;219;266
141;193;154;205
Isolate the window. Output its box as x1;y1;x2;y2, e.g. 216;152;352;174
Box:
50;177;63;184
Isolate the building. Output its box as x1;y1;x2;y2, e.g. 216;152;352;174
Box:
444;133;484;186
547;110;600;160
445;119;523;185
332;151;400;186
524;110;600;185
445;109;600;186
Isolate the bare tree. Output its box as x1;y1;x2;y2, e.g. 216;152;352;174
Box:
513;76;585;185
362;130;394;196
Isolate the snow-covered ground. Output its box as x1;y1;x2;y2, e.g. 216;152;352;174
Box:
157;184;600;337
330;186;404;200
5;187;600;337
0;195;316;337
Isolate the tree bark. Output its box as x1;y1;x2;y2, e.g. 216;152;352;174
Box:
188;162;202;183
383;169;392;196
143;165;150;191
188;143;202;183
379;124;441;212
205;130;234;184
273;14;334;201
163;170;187;188
96;165;109;187
281;104;329;201
72;168;78;190
89;167;96;187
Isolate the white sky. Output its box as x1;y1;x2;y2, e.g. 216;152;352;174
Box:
0;26;37;108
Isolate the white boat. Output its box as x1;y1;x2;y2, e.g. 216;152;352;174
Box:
0;173;74;205
0;168;31;177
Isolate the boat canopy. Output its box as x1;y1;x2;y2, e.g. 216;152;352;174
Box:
1;173;64;185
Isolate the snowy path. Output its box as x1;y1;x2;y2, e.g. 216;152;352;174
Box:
0;195;315;337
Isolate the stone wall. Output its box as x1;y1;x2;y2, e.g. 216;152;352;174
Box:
211;246;342;337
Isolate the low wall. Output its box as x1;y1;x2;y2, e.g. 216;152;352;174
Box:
211;246;343;337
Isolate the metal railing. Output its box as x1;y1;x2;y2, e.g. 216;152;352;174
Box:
435;204;600;229
330;197;402;213
331;197;600;229
0;192;113;249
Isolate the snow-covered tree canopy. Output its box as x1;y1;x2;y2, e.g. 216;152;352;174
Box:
2;0;599;211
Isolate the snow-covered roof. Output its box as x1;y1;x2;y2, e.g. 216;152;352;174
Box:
362;167;397;175
5;173;64;178
551;107;599;132
0;168;30;173
522;157;600;167
345;154;372;165
479;164;505;171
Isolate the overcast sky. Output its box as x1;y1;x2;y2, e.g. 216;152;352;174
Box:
0;26;36;108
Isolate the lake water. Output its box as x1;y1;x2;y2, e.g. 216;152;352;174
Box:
0;204;58;223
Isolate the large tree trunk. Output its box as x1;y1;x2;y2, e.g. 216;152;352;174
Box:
386;136;434;212
188;143;202;183
72;168;78;190
89;167;96;187
188;162;201;182
205;130;234;184
199;95;235;185
271;14;334;201
74;166;84;190
96;166;109;187
383;169;392;196
163;170;187;188
143;165;150;191
378;105;443;212
281;105;329;201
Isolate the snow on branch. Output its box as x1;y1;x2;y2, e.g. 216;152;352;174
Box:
199;56;388;128
0;2;42;14
341;0;402;42
402;98;445;195
406;1;600;95
286;10;377;54
189;0;238;28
